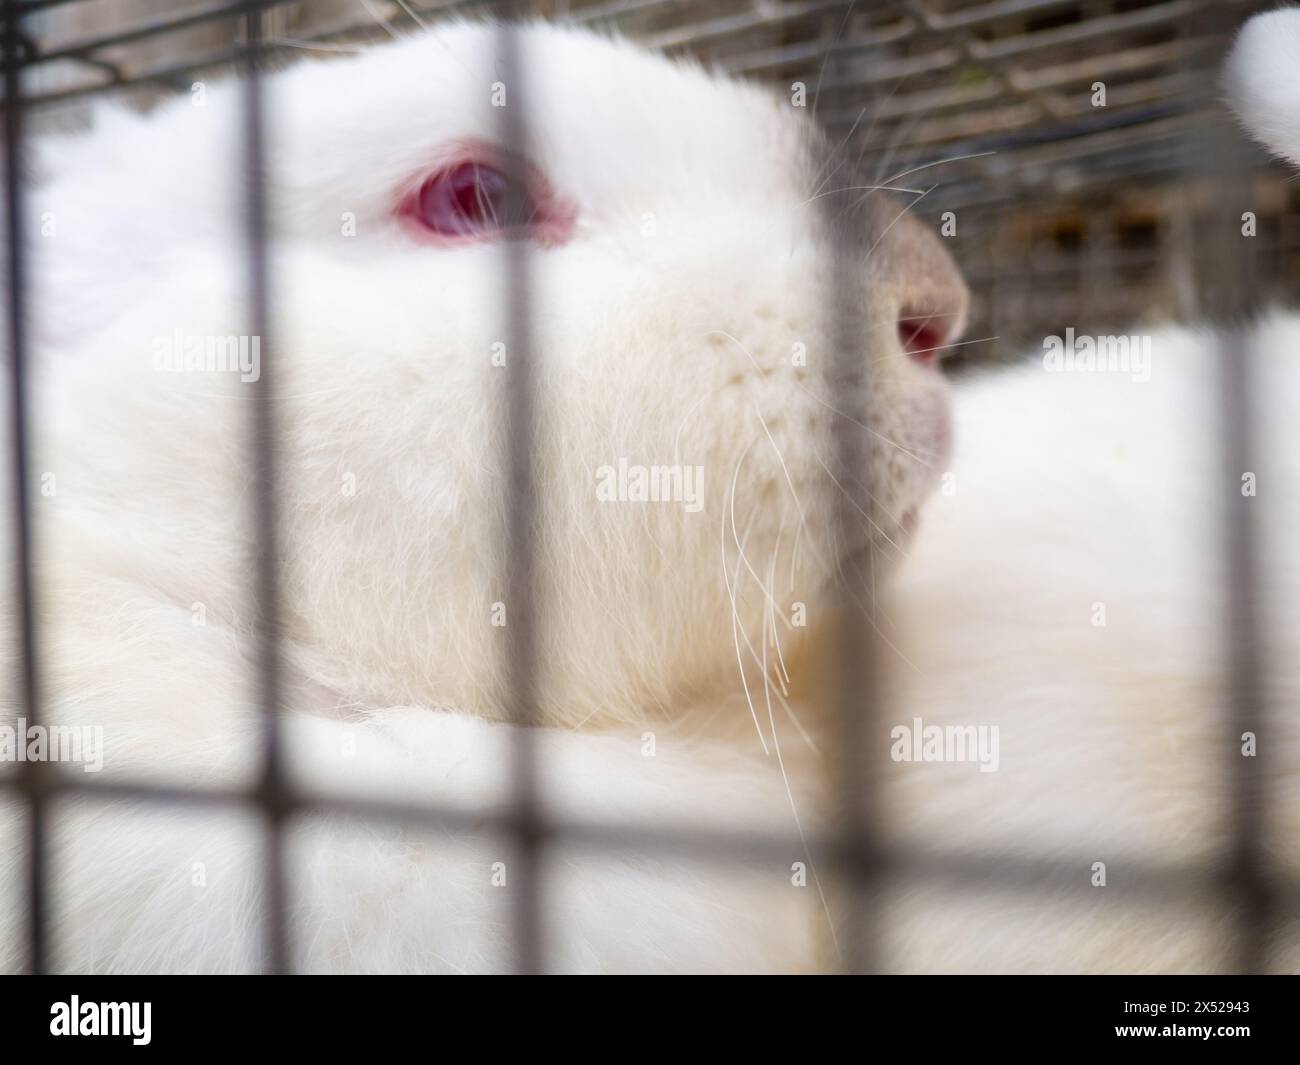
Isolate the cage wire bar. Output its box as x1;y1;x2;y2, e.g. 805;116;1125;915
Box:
495;19;545;977
825;178;880;975
3;0;48;979
0;0;1294;975
819;0;883;974
1218;311;1273;976
239;5;289;977
1187;5;1274;974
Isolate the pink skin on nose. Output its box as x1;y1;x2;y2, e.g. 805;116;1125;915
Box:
899;317;951;368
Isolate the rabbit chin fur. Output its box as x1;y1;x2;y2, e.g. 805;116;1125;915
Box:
0;15;1298;973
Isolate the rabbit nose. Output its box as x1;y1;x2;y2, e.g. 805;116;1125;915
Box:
864;199;970;369
898;312;957;369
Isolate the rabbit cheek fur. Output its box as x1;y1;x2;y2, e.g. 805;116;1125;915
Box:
0;22;963;972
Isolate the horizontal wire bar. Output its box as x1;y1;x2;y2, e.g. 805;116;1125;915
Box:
640;0;851;52
1;769;1295;916
9;0;501;108
26;0;293;66
720;0;1259;78
817;37;1222;128
13;0;97;14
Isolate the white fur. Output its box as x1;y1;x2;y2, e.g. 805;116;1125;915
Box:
1224;5;1300;168
879;317;1300;973
2;14;1298;973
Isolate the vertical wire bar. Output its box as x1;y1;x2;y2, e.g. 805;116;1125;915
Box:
1184;7;1273;977
1217;322;1272;974
496;20;544;976
2;0;48;977
821;18;883;972
1203;174;1272;974
241;7;289;976
828;250;879;976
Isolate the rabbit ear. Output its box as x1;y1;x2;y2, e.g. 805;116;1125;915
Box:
1223;7;1300;169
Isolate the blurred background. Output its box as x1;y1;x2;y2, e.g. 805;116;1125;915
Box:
16;0;1299;368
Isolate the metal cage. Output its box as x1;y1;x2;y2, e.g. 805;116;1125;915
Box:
2;0;1290;975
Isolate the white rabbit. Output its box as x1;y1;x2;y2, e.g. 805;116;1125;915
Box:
3;10;1298;974
1;19;963;973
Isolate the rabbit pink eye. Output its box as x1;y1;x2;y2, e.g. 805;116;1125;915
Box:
415;162;533;237
399;152;576;247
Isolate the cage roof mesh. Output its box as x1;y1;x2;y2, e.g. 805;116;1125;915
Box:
12;0;1299;359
